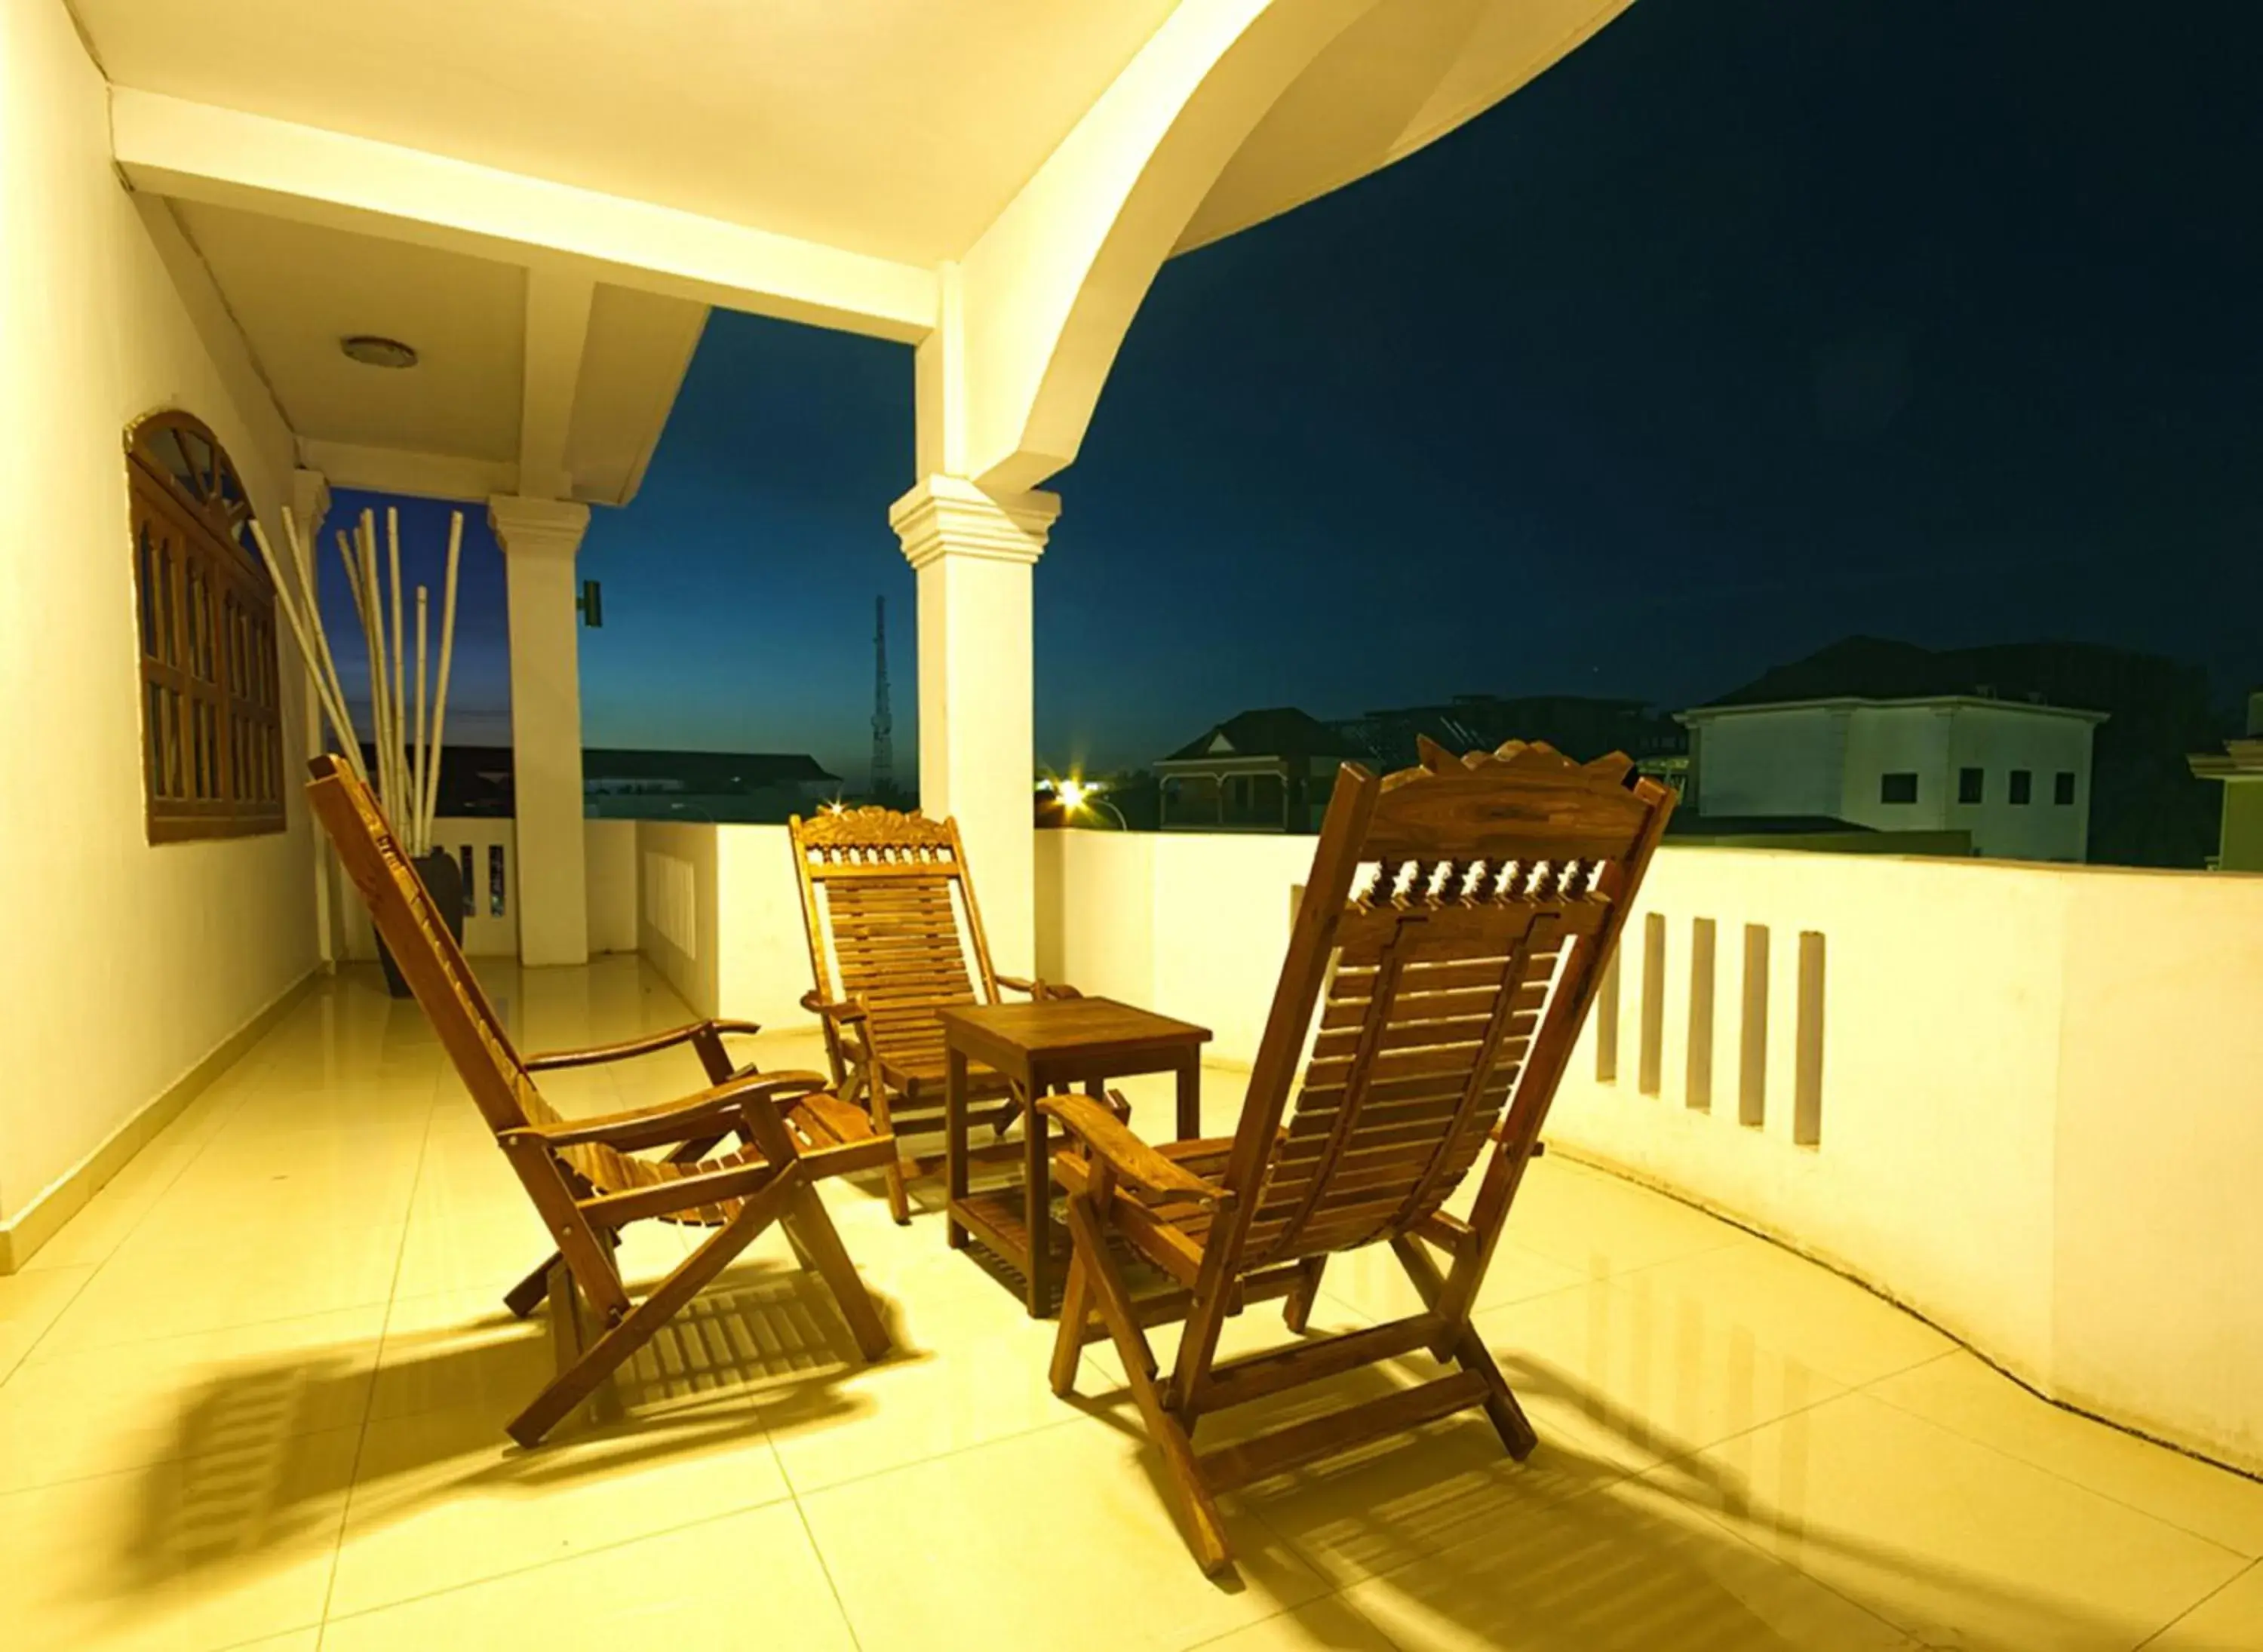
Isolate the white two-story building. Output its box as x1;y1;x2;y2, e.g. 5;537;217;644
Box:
1679;693;2108;861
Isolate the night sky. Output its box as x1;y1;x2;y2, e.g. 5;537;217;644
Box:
358;0;2263;785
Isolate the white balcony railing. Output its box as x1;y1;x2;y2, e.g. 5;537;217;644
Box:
619;820;2263;1479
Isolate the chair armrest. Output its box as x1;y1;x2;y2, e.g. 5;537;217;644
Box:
524;1018;763;1073
800;989;868;1024
1039;1094;1231;1208
996;975;1082;1001
502;1070;834;1152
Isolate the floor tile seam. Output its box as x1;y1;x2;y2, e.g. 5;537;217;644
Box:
6;1080;249;1358
1629;1396;2253;1643
15;1288;403;1367
2132;1554;2261;1650
783;1486;868;1651
1841;1378;2258;1568
1856;1357;2263;1563
780;1403;1093;1503
0;1267;103;1389
1334;1425;1926;1652
309;1476;808;1638
1174;1589;1407;1652
315;1086;447;1630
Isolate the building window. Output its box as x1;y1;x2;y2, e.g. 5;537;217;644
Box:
1222;772;1286;827
2053;771;2076;806
1958;767;1984;804
2009;769;2033;806
1160;774;1221;828
1880;772;1918;804
127;412;284;843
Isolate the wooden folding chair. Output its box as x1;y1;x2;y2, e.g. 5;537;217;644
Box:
791;806;1089;1223
1043;738;1674;1572
308;755;895;1445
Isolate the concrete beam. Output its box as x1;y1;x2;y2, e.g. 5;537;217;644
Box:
111;88;938;343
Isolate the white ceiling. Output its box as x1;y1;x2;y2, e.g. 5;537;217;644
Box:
177;201;527;462
91;0;1628;503
75;0;1181;268
172;200;705;503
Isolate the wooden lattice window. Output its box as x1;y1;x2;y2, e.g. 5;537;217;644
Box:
127;411;285;843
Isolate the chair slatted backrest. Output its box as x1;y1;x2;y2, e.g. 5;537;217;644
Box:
1217;739;1673;1276
305;755;560;1141
790;807;999;1076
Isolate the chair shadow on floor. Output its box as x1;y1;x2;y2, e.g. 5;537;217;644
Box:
1069;1331;2163;1650
110;1259;913;1601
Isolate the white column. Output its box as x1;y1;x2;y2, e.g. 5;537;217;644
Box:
889;475;1058;978
289;468;336;966
489;495;591;967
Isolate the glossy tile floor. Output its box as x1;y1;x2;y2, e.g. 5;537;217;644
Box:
5;958;2260;1651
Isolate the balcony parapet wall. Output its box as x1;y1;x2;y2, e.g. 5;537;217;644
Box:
1030;830;2263;1480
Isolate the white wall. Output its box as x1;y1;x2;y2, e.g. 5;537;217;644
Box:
1690;707;1848;818
632;821;816;1034
1037;830;2263;1476
1692;702;2099;861
0;1;315;1230
584;818;638;953
1838;703;1953;828
1941;704;2096;861
1037;828;1316;1064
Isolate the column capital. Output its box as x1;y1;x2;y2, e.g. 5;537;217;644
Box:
488;494;591;558
889;474;1059;571
289;468;330;536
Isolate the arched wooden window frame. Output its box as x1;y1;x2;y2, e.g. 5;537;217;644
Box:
126;410;286;843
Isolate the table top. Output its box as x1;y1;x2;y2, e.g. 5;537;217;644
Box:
938;996;1211;1067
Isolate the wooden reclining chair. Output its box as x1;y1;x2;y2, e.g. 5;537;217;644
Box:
791;806;1087;1224
308;755;895;1446
1043;739;1673;1572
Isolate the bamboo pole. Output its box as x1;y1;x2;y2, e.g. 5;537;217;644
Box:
279;507;360;782
413;585;429;855
419;511;464;849
336;529;377;790
386;508;410;849
357;512;396;823
247;520;365;785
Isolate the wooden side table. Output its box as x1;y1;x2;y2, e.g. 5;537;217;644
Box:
939;997;1211;1316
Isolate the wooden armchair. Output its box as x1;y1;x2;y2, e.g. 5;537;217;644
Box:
1043;739;1674;1572
308;755;894;1446
790;806;1082;1223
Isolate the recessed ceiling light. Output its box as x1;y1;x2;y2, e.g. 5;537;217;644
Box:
340;335;418;369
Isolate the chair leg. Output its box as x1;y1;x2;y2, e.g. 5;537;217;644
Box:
1388;1234;1538;1460
1049;1247;1094;1396
779;1180;892;1362
1064;1193;1233;1575
1452;1325;1539;1460
868;1079;911;1225
508;1169;800;1448
1283;1256;1327;1334
505;1252;558;1319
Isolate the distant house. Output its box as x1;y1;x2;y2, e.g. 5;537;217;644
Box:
1153;696;1687;833
1680;640;2114;862
1685;636;2224;868
2188;690;2263;871
1339;695;1688;793
1153;709;1367;831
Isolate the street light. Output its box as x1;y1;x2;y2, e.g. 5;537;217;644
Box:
1060;777;1128;830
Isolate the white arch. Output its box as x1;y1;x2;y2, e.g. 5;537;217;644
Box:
933;0;1387;493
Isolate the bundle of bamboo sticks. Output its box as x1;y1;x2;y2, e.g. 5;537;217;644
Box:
250;505;462;857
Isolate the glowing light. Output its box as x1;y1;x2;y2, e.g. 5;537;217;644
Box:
1058;778;1092;812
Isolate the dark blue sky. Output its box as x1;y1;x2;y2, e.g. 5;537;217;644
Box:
358;0;2263;785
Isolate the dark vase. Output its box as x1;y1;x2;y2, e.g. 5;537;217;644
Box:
379;849;465;999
